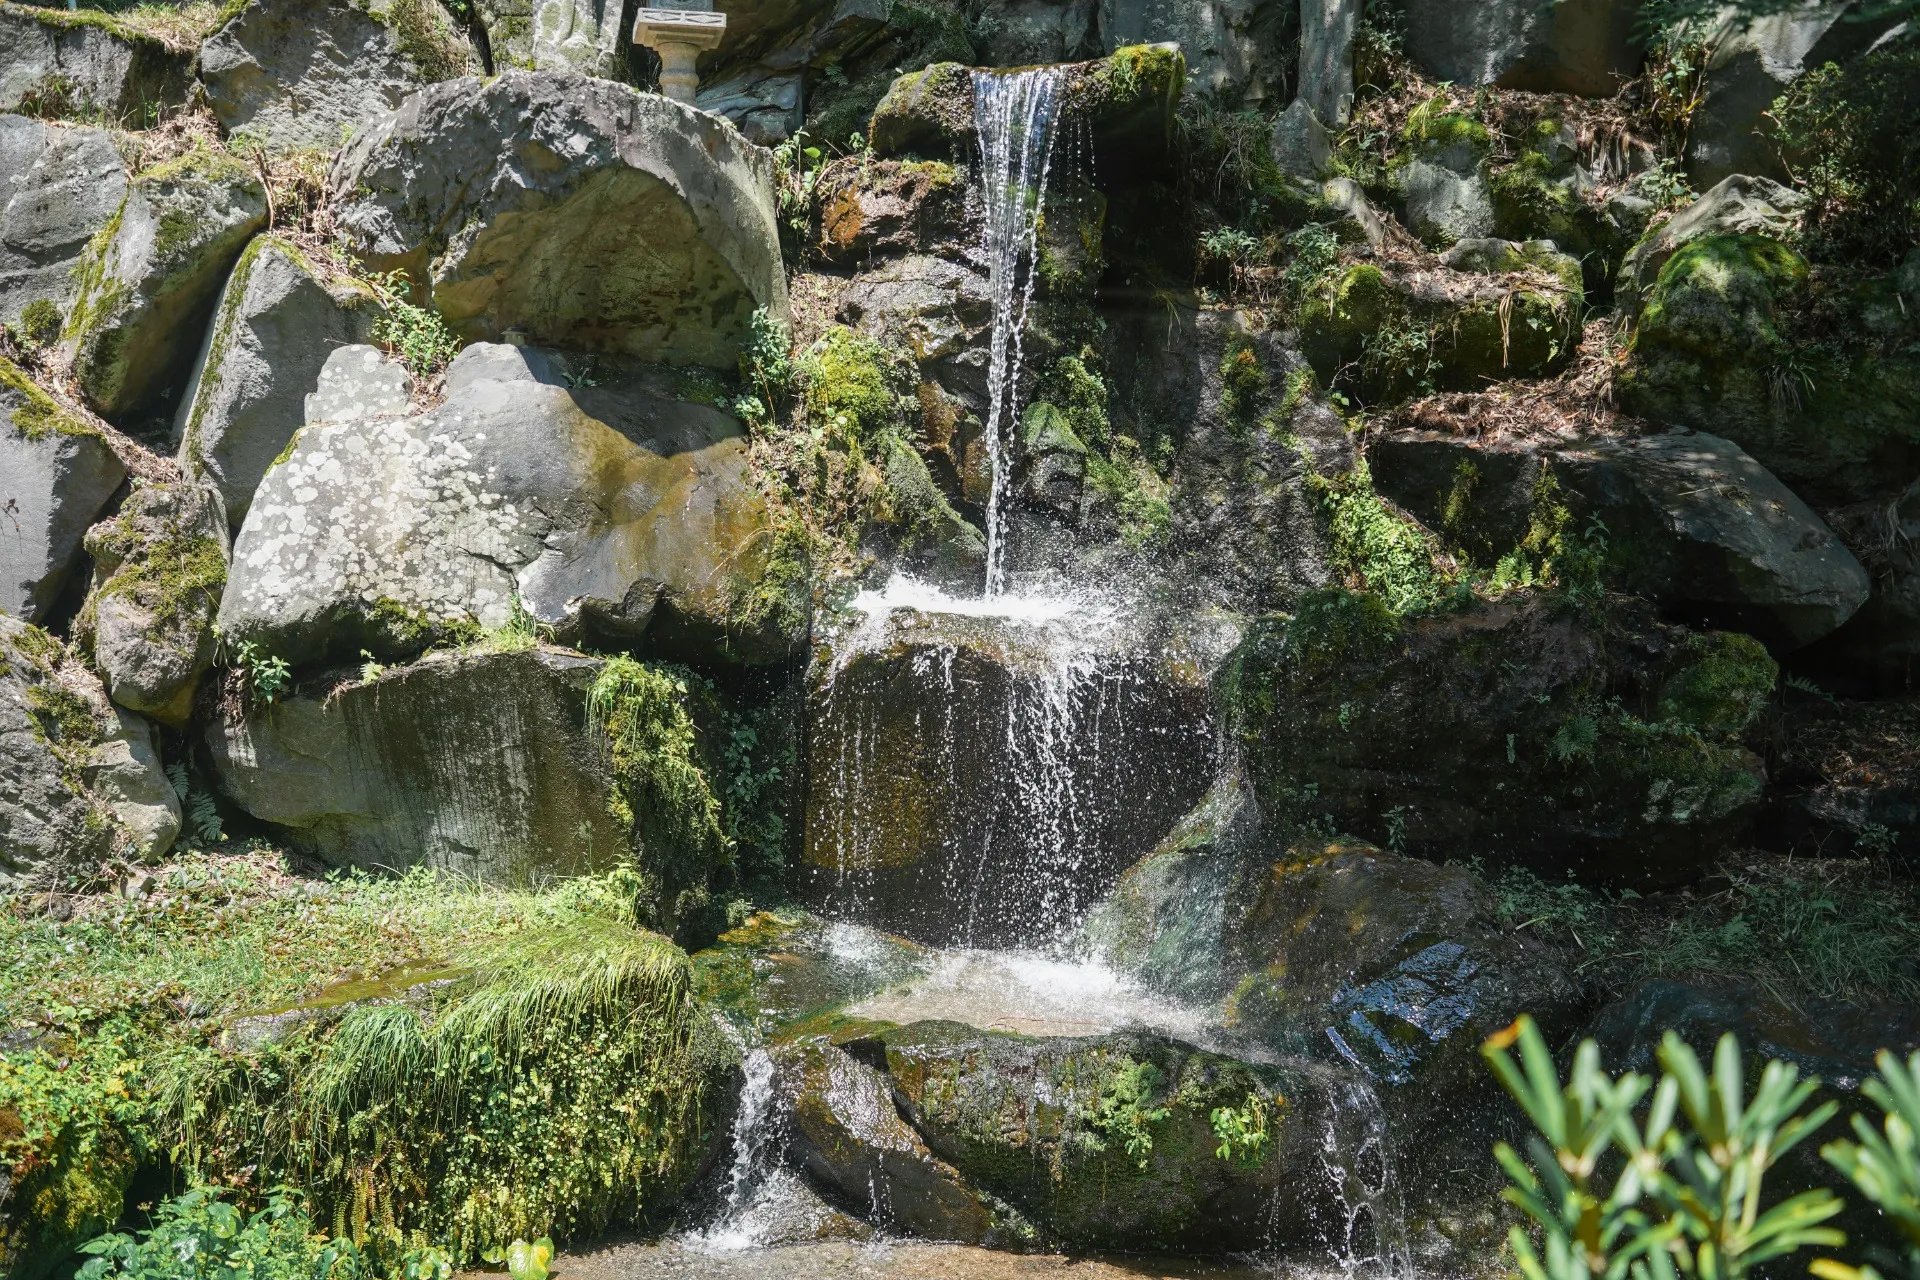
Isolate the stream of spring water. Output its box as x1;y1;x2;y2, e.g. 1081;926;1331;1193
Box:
973;66;1064;599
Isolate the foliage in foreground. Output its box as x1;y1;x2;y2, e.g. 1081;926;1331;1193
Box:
1485;1016;1920;1280
78;1188;369;1280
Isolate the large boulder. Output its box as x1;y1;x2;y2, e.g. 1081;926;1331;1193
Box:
1371;427;1871;650
799;598;1216;947
1296;0;1358;127
0;115;127;335
204;645;725;935
1398;112;1495;246
200;0;478;153
1097;0;1272;100
1;360;125;623
1617;233;1920;508
0;5;193;124
1400;0;1638;96
1685;2;1899;190
2;615;179;884
1615;175;1807;311
330;71;787;368
61;146;268;424
873;1021;1330;1252
79;482;227;727
1220;589;1775;887
173;236;381;526
219;343;807;667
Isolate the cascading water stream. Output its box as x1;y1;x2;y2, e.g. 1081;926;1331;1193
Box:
972;66;1064;598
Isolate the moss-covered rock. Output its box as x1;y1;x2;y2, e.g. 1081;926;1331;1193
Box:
61;145;268;423
1617;233;1920;506
0;116;128;335
1218;589;1773;887
693;910;929;1040
868;44;1183;163
0;3;193;124
873;1020;1319;1251
813;157;971;266
79;482;227;727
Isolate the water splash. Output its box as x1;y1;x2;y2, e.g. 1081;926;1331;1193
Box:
696;1047;784;1251
972;67;1064;598
1312;1075;1415;1280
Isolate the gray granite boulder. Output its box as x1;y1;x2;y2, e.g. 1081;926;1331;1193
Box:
0;115;126;334
2;615;178;884
62;147;268;423
1;359;125;623
201;0;478;153
302;341;413;424
330;71;787;368
174;237;381;526
80;482;228;727
1400;0;1638;96
1616;174;1807;310
0;5;193;124
219;343;807;668
1297;0;1358;127
1402;154;1494;246
1372;427;1869;651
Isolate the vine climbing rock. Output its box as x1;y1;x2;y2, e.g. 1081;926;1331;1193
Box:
79;482;228;728
1220;590;1775;887
330;71;788;368
202;646;724;939
199;0;479;154
173;236;382;526
0;115;128;334
0;5;193;124
1;360;126;624
219;342;808;668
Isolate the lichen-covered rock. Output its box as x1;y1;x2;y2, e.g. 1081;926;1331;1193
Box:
1399;0;1637;96
201;0;477;154
874;1021;1327;1251
330;71;787;368
204;646;725;936
219;343;807;667
1371;427;1870;650
1617;233;1920;507
812;157;972;267
3;615;179;884
0;115;126;334
1;359;125;623
0;4;193;125
61;146;268;423
1615;176;1807;311
173;236;381;526
800;602;1216;946
1220;589;1774;887
79;482;227;726
303;341;413;424
1398;109;1493;246
770;1036;1014;1245
869;45;1183;163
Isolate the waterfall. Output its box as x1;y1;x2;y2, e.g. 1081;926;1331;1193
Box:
972;67;1064;598
1314;1075;1415;1280
696;1047;786;1250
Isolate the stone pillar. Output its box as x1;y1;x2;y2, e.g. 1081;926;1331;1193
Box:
632;6;727;106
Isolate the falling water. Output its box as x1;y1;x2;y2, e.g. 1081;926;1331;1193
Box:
1312;1076;1415;1280
695;1047;784;1251
973;67;1064;597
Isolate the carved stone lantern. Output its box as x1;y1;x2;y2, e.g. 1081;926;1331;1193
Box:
632;1;726;105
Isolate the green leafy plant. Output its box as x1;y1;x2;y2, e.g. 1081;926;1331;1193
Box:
1817;1050;1920;1280
1080;1059;1171;1170
365;271;462;378
78;1186;364;1280
1484;1015;1846;1280
225;635;292;704
736;306;794;427
483;1236;553;1280
1210;1094;1272;1167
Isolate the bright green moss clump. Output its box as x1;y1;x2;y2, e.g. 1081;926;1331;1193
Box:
0;358;99;443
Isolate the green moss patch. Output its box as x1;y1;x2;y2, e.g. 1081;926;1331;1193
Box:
0;358;100;443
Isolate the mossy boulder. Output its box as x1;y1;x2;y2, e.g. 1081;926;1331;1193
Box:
2;615;180;883
800;603;1215;946
872;1020;1324;1252
331;71;786;369
1398;107;1493;246
1219;589;1773;887
813;157;972;266
61;145;268;423
0;3;193;124
220;343;807;668
202;0;478;152
1370;427;1870;650
0;359;124;623
868;44;1183;165
1487;126;1649;295
1617;233;1920;507
0;116;127;334
79;482;227;727
1614;175;1807;312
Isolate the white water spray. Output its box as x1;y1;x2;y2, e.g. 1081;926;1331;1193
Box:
1314;1075;1415;1280
972;67;1064;597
